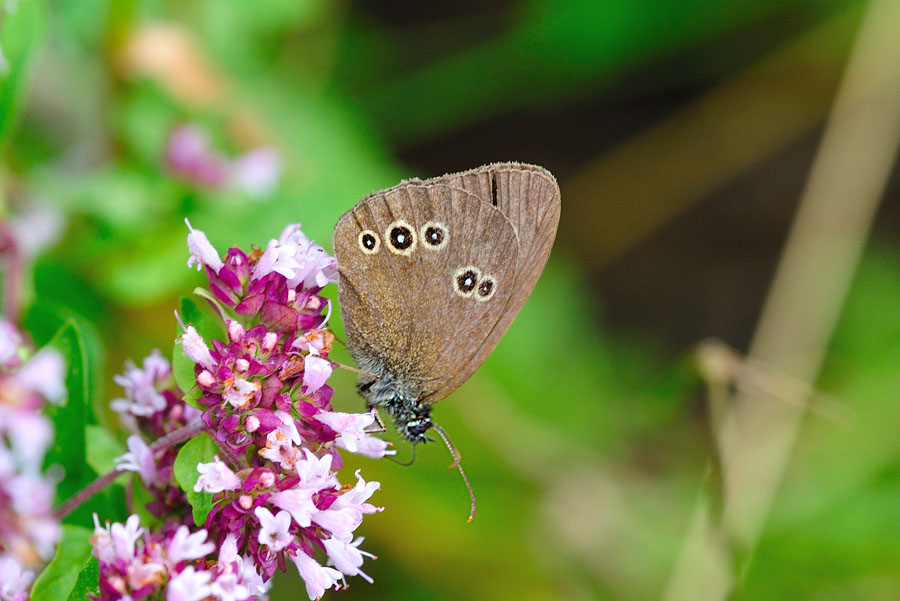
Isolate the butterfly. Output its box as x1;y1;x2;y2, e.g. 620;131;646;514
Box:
333;163;560;518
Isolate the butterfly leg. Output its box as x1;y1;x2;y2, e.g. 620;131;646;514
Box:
366;409;388;434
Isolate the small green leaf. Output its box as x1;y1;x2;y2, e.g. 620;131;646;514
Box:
46;321;98;522
31;525;93;601
85;425;126;475
180;296;224;343
173;433;217;527
173;296;224;393
172;339;197;394
65;557;99;601
182;384;204;410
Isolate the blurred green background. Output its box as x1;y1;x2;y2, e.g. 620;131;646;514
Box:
3;0;900;599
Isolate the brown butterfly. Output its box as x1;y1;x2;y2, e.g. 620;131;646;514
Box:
333;163;560;517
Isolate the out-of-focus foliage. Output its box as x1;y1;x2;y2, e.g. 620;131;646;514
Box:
5;0;900;599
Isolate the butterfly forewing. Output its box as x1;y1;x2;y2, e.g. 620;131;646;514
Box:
334;182;519;402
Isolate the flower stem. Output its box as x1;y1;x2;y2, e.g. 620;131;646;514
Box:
54;468;125;520
55;418;208;520
150;418;206;452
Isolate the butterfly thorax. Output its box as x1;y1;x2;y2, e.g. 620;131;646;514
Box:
355;359;433;443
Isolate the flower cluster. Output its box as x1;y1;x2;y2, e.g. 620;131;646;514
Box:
166;125;282;198
112;351;202;518
92;222;389;600
91;515;267;601
0;318;65;601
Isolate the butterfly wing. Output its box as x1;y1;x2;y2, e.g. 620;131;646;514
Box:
334;182;519;402
415;163;561;402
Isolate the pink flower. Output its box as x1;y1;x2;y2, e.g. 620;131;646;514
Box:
294;449;338;491
91;514;143;563
230;147;282;198
165;525;215;565
177;325;216;372
0;556;33;601
279;225;338;289
289;550;342;601
111;350;171;418
274;410;303;445
227;320;246;343
253;239;303;281
252;225;337;289
0;318;22;366
254;507;293;552
212;534;269;600
3;409;52;468
302;355;332;395
315;410;375;454
269;486;317;528
336;432;396;458
167;127;230;188
330;470;382;517
323;536;375;583
311;507;361;542
166;566;212;601
185;218;225;272
8;472;54;516
114;435;159;487
291;328;330;355
6;204;65;260
17;348;65;401
310;471;382;541
222;377;260;409
195;456;241;493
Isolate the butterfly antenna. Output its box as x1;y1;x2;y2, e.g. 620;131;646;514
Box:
431;423;476;523
388;442;417;466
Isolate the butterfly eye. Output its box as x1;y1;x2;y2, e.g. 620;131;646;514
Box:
358;230;381;255
421;221;449;250
385;220;416;255
475;275;497;302
452;266;482;298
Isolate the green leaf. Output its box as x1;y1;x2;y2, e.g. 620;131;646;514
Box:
31;525;93;601
46;321;99;521
173;433;217;527
173;296;224;393
182;384;204;410
181;296;225;342
65;557;99;601
85;424;126;475
0;0;47;147
172;341;197;399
